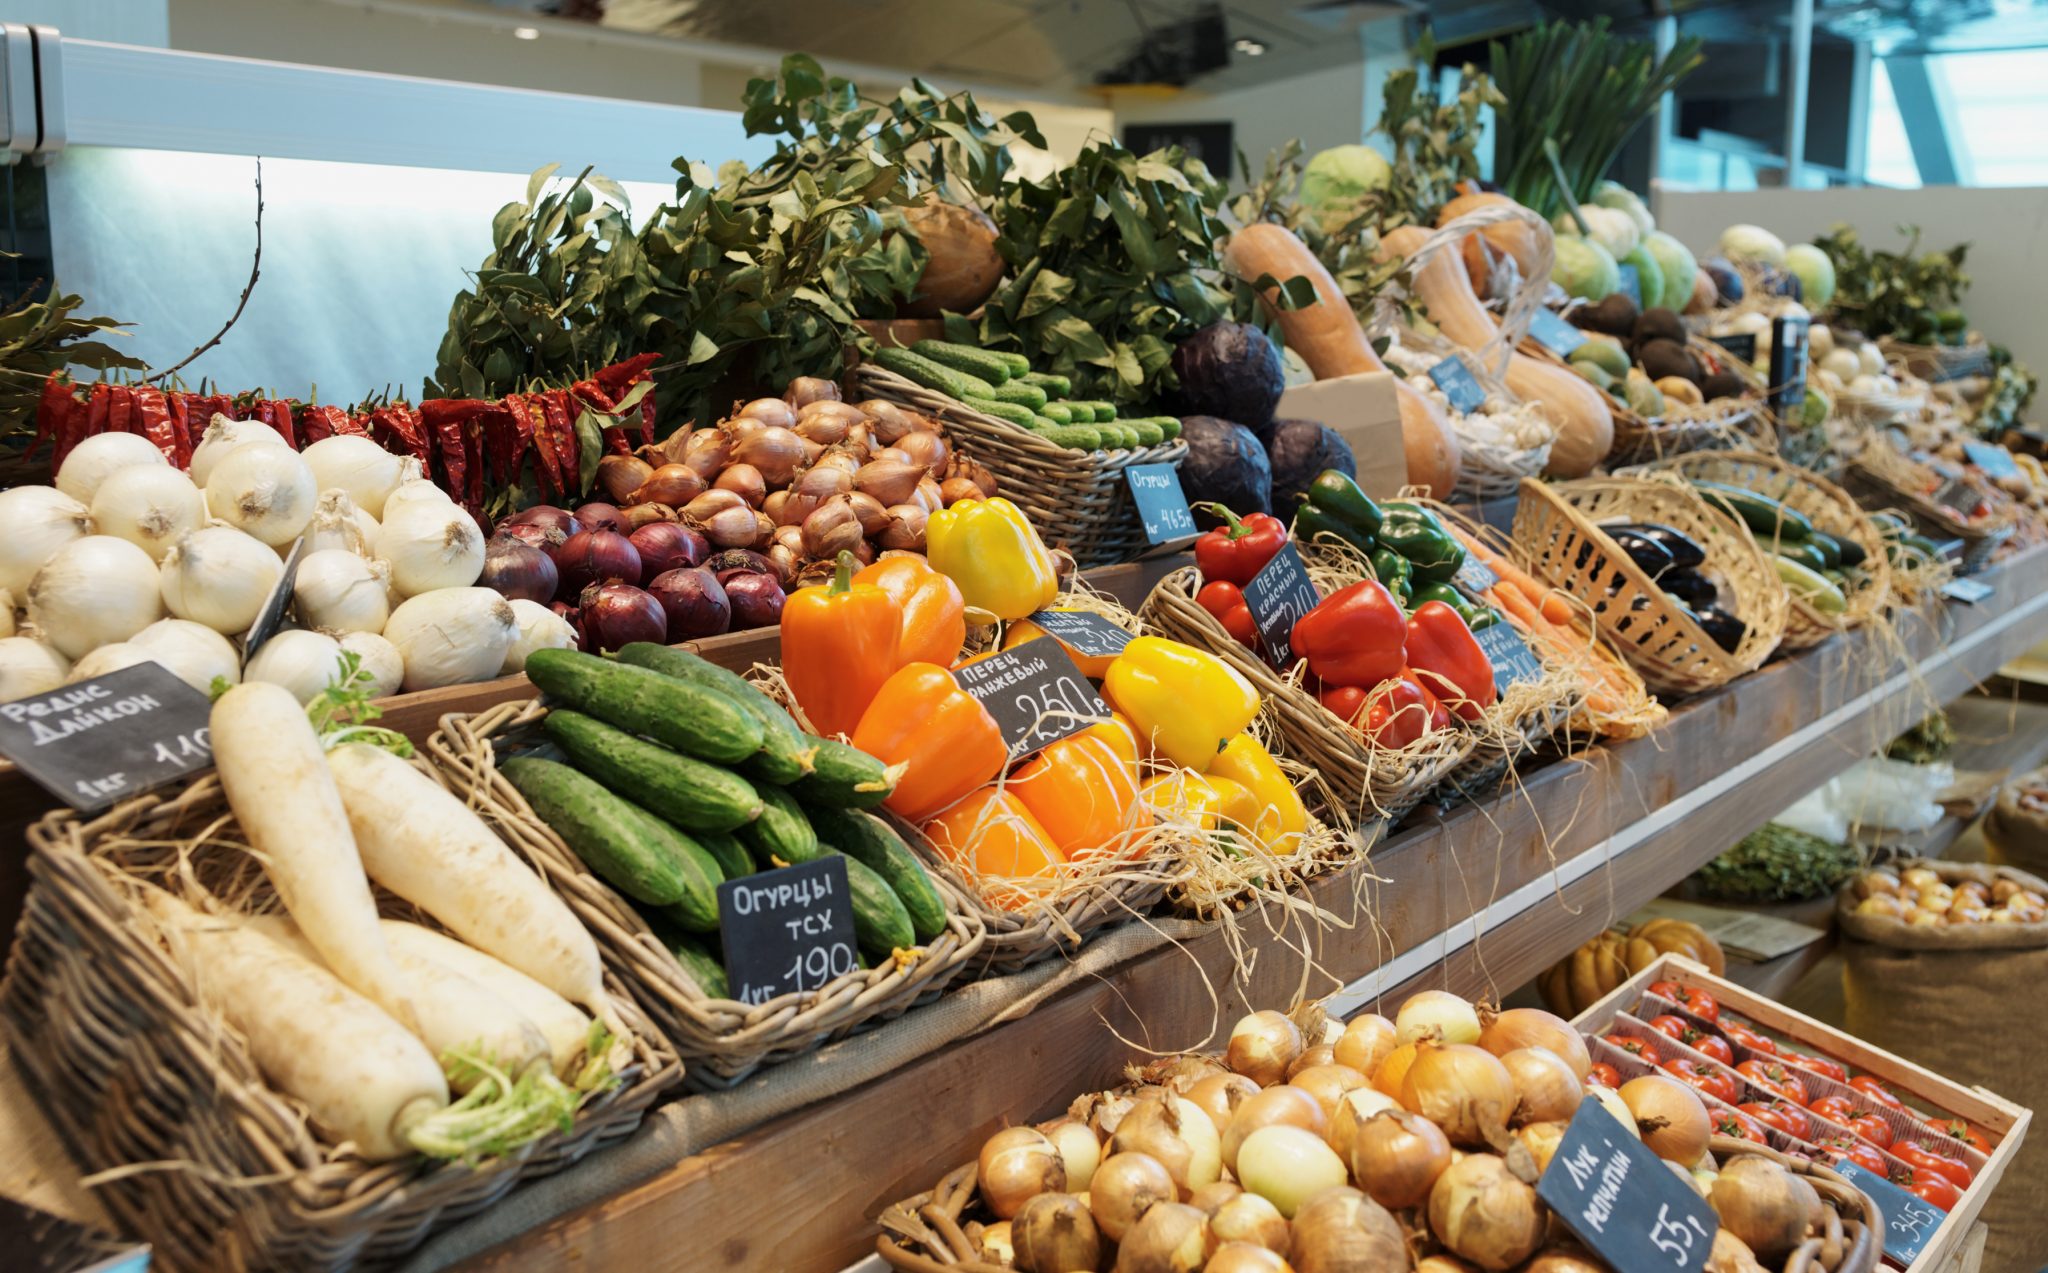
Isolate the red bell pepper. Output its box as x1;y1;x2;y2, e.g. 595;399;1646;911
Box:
1404;601;1496;721
1289;578;1407;689
1197;580;1258;649
1193;505;1288;586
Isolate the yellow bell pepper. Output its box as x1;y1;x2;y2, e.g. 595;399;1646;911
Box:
1102;637;1260;773
1142;771;1260;834
925;497;1058;621
1208;733;1307;854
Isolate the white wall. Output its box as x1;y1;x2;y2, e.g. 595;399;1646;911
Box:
1111;60;1369;180
1654;185;2048;376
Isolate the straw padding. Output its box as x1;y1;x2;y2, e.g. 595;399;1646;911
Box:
849;364;1186;569
1707;1137;1881;1273
1139;565;1473;826
1648;451;1893;649
1513;476;1788;695
427;700;985;1090
3;772;675;1273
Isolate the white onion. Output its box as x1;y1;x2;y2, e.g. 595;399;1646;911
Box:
26;536;164;659
90;465;207;561
293;549;391;634
301;435;409;518
375;498;484;596
188;414;288;488
243;629;346;703
55;432;168;504
383;588;516;690
66;642;152;682
303;489;380;556
502;598;577;673
158;525;283;634
0;637;68;698
338;631;404;697
0;485;93;594
381;478;453;517
205;444;318;547
128;619;241;694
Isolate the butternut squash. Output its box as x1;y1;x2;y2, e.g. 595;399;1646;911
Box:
1379;225;1613;478
1436;192;1547;281
1225;222;1460;496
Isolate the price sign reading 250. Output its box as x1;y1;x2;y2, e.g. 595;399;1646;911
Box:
952;638;1112;762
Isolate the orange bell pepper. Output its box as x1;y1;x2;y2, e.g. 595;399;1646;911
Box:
856;553;966;669
782;550;901;739
850;662;1008;823
1083;711;1142;774
922;785;1066;908
1011;732;1153;862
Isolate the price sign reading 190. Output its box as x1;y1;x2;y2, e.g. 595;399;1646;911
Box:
717;856;860;1006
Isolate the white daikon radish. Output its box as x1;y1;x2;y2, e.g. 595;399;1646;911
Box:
210;682;419;1033
143;890;447;1161
327;743;608;1016
379;920;594;1079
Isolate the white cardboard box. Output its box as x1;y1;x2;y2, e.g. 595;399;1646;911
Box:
1275;371;1406;501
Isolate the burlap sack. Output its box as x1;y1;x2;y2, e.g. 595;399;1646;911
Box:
1985;767;2048;876
1839;860;2048;1273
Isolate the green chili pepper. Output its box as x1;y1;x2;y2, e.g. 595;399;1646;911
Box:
1292;502;1375;555
1411;581;1499;630
1378;501;1465;584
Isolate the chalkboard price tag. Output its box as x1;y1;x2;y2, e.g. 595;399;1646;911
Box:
1124;463;1197;545
1615;263;1643;308
1834;1160;1947;1264
717;855;859;1007
1529;308;1589;358
0;662;215;813
1769;315;1810;419
1963;440;2020;481
1941;577;1994;604
1931;477;1982;518
1709;331;1757;364
1476;621;1545;693
1539;1098;1716;1273
1453;555;1500;597
1024;609;1135;659
952;636;1111;762
1428;355;1488;414
244;537;305;658
1242;543;1322;668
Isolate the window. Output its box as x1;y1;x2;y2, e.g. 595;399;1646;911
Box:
1864;59;1921;188
1935;50;2048;186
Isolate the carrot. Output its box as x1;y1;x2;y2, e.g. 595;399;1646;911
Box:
1487;578;1628;715
1449;526;1574;626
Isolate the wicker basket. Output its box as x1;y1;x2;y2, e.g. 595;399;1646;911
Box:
1139;565;1473;825
1;773;677;1273
848;364;1185;569
427;700;987;1090
1513;477;1788;696
1840;455;2012;574
1706;1138;1882;1273
1643;451;1893;650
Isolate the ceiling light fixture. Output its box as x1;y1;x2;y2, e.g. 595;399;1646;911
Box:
513;26;540;40
1233;36;1266;56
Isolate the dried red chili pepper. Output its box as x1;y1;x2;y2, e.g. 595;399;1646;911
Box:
107;385;136;436
330;410;370;438
419;399;489;508
500;395;540;487
129;386;180;464
540;390;580;495
638;395;657;447
367;404;431;466
299;405;351;446
32;375;76;455
593;353;659;397
523;393;564;498
571;377;633;458
254;398;298;447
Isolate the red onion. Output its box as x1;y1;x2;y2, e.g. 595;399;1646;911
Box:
556;529;642;598
504;504;575;537
648;567;732;640
499;520;567;563
718;569;785;630
629;522;709;583
577;582;667;653
572;502;625;534
481;533;559;603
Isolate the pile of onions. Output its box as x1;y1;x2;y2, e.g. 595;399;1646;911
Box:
375;494;485;596
1428;1154;1546;1268
293;550;392;634
382;588;517;690
188;415;286;487
1396;989;1483;1046
1710;1156;1819;1259
57;432;168;504
300;435;413;517
1478;1007;1592;1081
26;536;165;659
90;466;207;561
0;637;68;698
1399;1042;1514;1148
243;630;347;703
502;599;578;673
1620;1074;1711;1166
159;525;283;635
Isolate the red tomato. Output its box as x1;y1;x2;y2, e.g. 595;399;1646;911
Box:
1895;1141;1974;1188
1808;1095;1858;1127
1713;1108;1769;1143
1720;1020;1776;1055
1741;1099;1810;1139
1588;1062;1622;1089
1605;1034;1661;1065
1648;981;1721;1022
1691;1033;1735;1066
1780;1049;1848;1083
1820;1136;1888;1175
1648;1014;1693;1041
1664;1057;1737;1103
1847;1112;1894;1149
1898;1167;1962;1210
1850;1075;1906;1110
1931;1119;1992;1154
1737;1059;1810;1106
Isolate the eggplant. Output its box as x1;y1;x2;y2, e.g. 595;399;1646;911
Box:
1596;525;1676;579
1657;567;1719;610
1689;603;1747;654
1607;521;1706;571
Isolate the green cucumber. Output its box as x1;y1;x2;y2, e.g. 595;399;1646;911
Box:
665;934;730;999
501;756;720;926
1070;401;1116;422
614;643;817;783
1127;420;1166;447
524;649;763;765
1802;529;1845;569
990;350;1032;378
873;346;973;399
1690;480;1813;541
790;737;900;809
1771;539;1829;573
964;397;1040;427
911;340;1012;386
1020;372;1071;396
1155;417;1183;441
1773;556;1847;613
1097;424;1139;450
1042;425;1102;452
1039;403;1073;425
837;851;916;957
807;804;947;942
543;710;763;833
1829;532;1867;569
738;784;819;868
989;380;1048;411
696;829;754;882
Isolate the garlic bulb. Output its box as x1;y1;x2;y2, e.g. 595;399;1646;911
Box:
242;629;346;704
383;588;516;690
90;465;208;561
502;598;578;674
0;637;68;699
0;485;93;595
26;535;165;659
56;432;168;505
374;498;484;596
0;590;13;639
338;631;404;697
292;549;391;634
205;444;318;547
301;435;411;518
128;618;241;694
158;525;284;634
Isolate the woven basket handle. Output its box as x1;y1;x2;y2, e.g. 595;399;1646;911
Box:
1367;201;1558;387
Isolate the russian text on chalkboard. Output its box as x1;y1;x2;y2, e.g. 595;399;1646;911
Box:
1833;1160;1946;1265
1538;1098;1716;1273
1962;440;2019;481
1453;555;1500;597
0;662;215;813
1615;263;1642;308
1709;332;1757;364
1428;355;1488;414
1243;543;1322;669
1942;577;1994;604
1025;608;1135;659
1931;477;1981;518
952;637;1110;762
717;855;859;1007
244;537;305;658
1529;309;1589;357
1476;621;1545;693
1124;462;1197;545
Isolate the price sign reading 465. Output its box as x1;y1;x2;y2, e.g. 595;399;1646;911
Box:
1538;1098;1716;1273
951;637;1112;762
1124;462;1197;545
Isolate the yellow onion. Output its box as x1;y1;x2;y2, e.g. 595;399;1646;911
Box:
1500;1048;1583;1127
1349;1109;1451;1210
1619;1075;1710;1166
940;476;985;506
1010;1191;1099;1273
1206;1242;1294;1273
1116;1201;1208;1273
1707;1229;1768;1273
1333;1014;1397;1077
1187;1072;1261;1136
1325;1087;1401;1163
878;503;928;551
1188;1180;1242;1214
977;1221;1013;1264
1040;1118;1102;1193
1523;1247;1605;1273
785;376;841;408
1400;1043;1514;1149
1514;1121;1567;1175
1585;1083;1637;1138
1710;1156;1819;1259
1372;1042;1418;1102
597;453;654;503
1396;990;1482;1046
1417;1257;1480;1273
855;457;925;507
1207;1190;1289;1256
1235;1125;1347;1219
914;475;947;512
1287;1045;1337;1079
1091;1151;1175;1243
1427;1154;1545;1270
1227;1010;1304;1086
1222;1085;1326;1175
1289;1185;1406;1273
859;398;928;443
979;1126;1064;1220
1110;1095;1222;1198
1478;1008;1592;1082
845;490;890;537
1288;1064;1369;1126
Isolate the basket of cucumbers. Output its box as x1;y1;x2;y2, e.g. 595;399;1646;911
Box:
425;646;987;1090
849;340;1187;568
